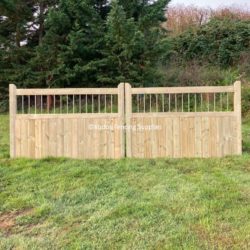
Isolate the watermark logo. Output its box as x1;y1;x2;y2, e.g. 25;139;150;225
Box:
88;124;162;131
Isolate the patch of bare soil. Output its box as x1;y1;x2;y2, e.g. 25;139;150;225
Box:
0;208;33;235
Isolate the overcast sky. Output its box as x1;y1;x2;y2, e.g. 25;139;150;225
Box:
169;0;250;9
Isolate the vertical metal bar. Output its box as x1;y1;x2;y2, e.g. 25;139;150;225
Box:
111;95;113;113
188;93;190;112
85;95;88;113
220;93;223;111
79;95;81;113
156;94;158;112
201;94;203;112
227;92;229;111
92;95;94;113
105;94;107;113
28;95;30;114
150;94;152;112
175;94;177;111
214;93;216;112
35;95;37;114
60;96;62;114
162;94;164;112
182;94;184;112
208;93;210;112
22;95;24;114
98;95;100;113
41;95;43;114
54;95;56;114
73;95;75;113
195;94;197;112
169;94;171;112
144;94;146;113
67;95;68;114
137;94;139;113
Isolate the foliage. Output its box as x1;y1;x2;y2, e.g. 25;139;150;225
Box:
171;18;250;67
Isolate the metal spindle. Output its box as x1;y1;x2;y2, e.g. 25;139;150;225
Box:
162;94;164;112
28;95;30;114
201;94;203;112
175;94;177;111
214;93;216;112
220;93;223;111
54;95;56;114
73;95;75;113
182;94;184;112
227;93;229;111
144;94;146;113
150;94;152;112
105;95;107;113
92;95;94;113
79;95;81;113
60;96;62;114
41;95;43;114
21;96;24;114
195;94;197;112
35;95;37;114
85;95;88;113
156;94;158;112
169;94;171;112
67;95;68;114
111;95;113;113
188;94;190;112
137;94;139;113
98;95;100;113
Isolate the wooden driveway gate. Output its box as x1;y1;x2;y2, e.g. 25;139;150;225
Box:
9;82;242;159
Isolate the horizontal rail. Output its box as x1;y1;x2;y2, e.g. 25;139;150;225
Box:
131;85;235;94
131;112;236;118
16;114;120;119
16;88;118;96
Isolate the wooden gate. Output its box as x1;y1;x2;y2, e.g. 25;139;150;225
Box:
10;82;241;159
125;82;242;158
9;83;125;159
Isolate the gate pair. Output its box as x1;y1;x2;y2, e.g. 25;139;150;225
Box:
9;82;242;159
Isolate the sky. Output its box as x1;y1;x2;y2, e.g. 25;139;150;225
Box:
169;0;250;9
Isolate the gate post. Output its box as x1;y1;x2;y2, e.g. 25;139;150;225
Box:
9;84;17;158
125;83;132;157
234;81;242;155
118;83;125;157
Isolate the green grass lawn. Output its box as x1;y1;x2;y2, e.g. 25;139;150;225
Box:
0;114;250;249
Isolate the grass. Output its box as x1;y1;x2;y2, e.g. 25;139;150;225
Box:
0;114;250;249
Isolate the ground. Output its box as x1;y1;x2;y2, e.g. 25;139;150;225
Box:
0;114;249;249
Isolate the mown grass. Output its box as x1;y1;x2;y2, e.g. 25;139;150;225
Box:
0;114;250;249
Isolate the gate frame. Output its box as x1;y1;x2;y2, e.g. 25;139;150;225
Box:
9;81;242;159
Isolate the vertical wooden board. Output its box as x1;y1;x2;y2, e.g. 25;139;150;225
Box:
9;84;16;158
187;117;195;157
173;117;180;158
63;118;72;158
209;117;218;157
180;117;188;158
158;118;165;158
201;117;210;158
165;118;173;157
143;117;151;158
78;118;85;159
15;119;21;157
138;117;145;158
194;116;202;157
231;116;238;154
217;116;224;157
49;119;57;157
28;119;35;158
151;117;159;158
35;119;42;159
114;118;121;159
71;118;78;159
56;119;64;157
